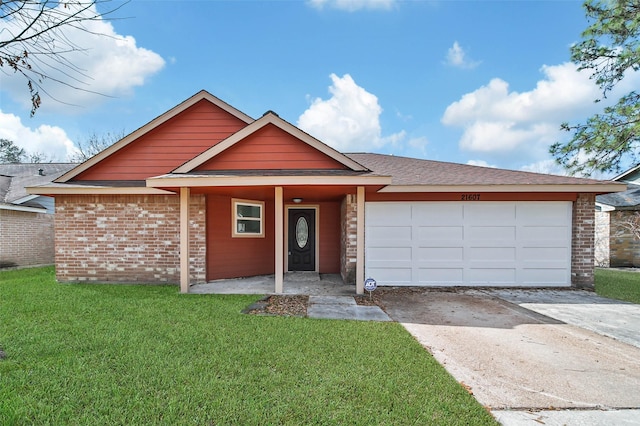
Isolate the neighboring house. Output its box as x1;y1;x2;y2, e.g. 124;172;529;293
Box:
28;91;623;293
596;165;640;267
1;163;75;268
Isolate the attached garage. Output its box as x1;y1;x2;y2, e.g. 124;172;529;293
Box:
365;201;573;287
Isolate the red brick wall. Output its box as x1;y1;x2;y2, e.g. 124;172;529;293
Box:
0;209;55;268
55;194;206;284
571;193;595;288
340;194;357;284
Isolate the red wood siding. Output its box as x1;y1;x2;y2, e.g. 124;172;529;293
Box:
206;194;275;280
196;124;349;171
75;100;248;181
206;196;340;280
318;201;340;273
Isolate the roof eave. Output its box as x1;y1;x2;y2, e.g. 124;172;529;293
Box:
27;184;174;196
0;203;47;213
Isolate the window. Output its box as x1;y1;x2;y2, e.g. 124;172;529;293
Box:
232;199;264;238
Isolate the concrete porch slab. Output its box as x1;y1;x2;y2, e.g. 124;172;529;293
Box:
190;273;357;296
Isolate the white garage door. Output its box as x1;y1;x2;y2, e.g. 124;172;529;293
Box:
365;202;572;287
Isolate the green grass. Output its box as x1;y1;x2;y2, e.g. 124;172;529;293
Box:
595;268;640;304
0;267;495;425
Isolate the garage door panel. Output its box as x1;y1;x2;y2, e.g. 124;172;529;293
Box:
520;268;568;286
368;226;412;241
365;201;572;287
469;268;516;284
418;247;463;261
366;204;411;225
417;226;464;240
469;247;516;261
468;226;515;240
368;247;411;261
418;268;463;285
413;204;463;223
520;226;570;241
521;247;569;261
517;203;570;224
369;268;412;285
466;204;516;223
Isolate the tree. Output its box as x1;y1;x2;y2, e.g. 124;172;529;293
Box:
550;0;640;176
25;151;54;163
0;1;123;116
69;130;123;162
0;138;25;163
0;138;54;163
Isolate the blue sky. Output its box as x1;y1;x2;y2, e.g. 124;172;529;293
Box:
1;0;636;176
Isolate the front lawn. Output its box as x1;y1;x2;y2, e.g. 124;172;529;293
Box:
595;268;640;304
0;267;495;425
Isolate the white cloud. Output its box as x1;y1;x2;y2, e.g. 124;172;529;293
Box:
446;42;480;69
298;73;405;152
0;111;78;161
441;62;606;166
466;160;496;168
0;3;165;113
520;159;570;176
307;0;396;11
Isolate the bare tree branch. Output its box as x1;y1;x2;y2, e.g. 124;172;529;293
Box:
0;0;128;115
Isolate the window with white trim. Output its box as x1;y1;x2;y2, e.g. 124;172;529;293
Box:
232;199;264;238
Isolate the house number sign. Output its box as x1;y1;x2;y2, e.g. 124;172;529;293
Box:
461;193;481;201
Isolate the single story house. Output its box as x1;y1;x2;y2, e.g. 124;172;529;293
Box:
29;91;624;293
596;165;640;267
1;163;75;268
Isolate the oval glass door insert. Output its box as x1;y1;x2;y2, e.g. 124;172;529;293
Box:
296;217;309;248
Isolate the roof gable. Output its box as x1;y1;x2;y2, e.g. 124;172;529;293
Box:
57;91;254;183
174;112;368;173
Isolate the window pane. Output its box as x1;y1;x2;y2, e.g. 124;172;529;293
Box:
237;219;261;234
237;204;261;219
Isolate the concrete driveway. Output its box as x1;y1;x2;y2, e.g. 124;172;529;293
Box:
381;289;640;424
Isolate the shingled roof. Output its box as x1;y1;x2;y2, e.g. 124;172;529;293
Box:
597;183;640;209
0;163;75;206
346;153;619;189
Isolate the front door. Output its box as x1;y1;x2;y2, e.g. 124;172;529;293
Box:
288;209;316;271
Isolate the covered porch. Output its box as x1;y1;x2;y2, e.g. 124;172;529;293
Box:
146;174;390;295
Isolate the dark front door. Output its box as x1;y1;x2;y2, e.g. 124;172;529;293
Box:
288;209;316;271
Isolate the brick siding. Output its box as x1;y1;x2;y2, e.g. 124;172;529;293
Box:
609;210;640;267
0;209;55;268
55;194;206;284
571;193;595;288
340;194;357;284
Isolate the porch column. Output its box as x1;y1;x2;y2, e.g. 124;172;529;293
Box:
275;186;284;294
180;187;190;294
356;186;365;294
